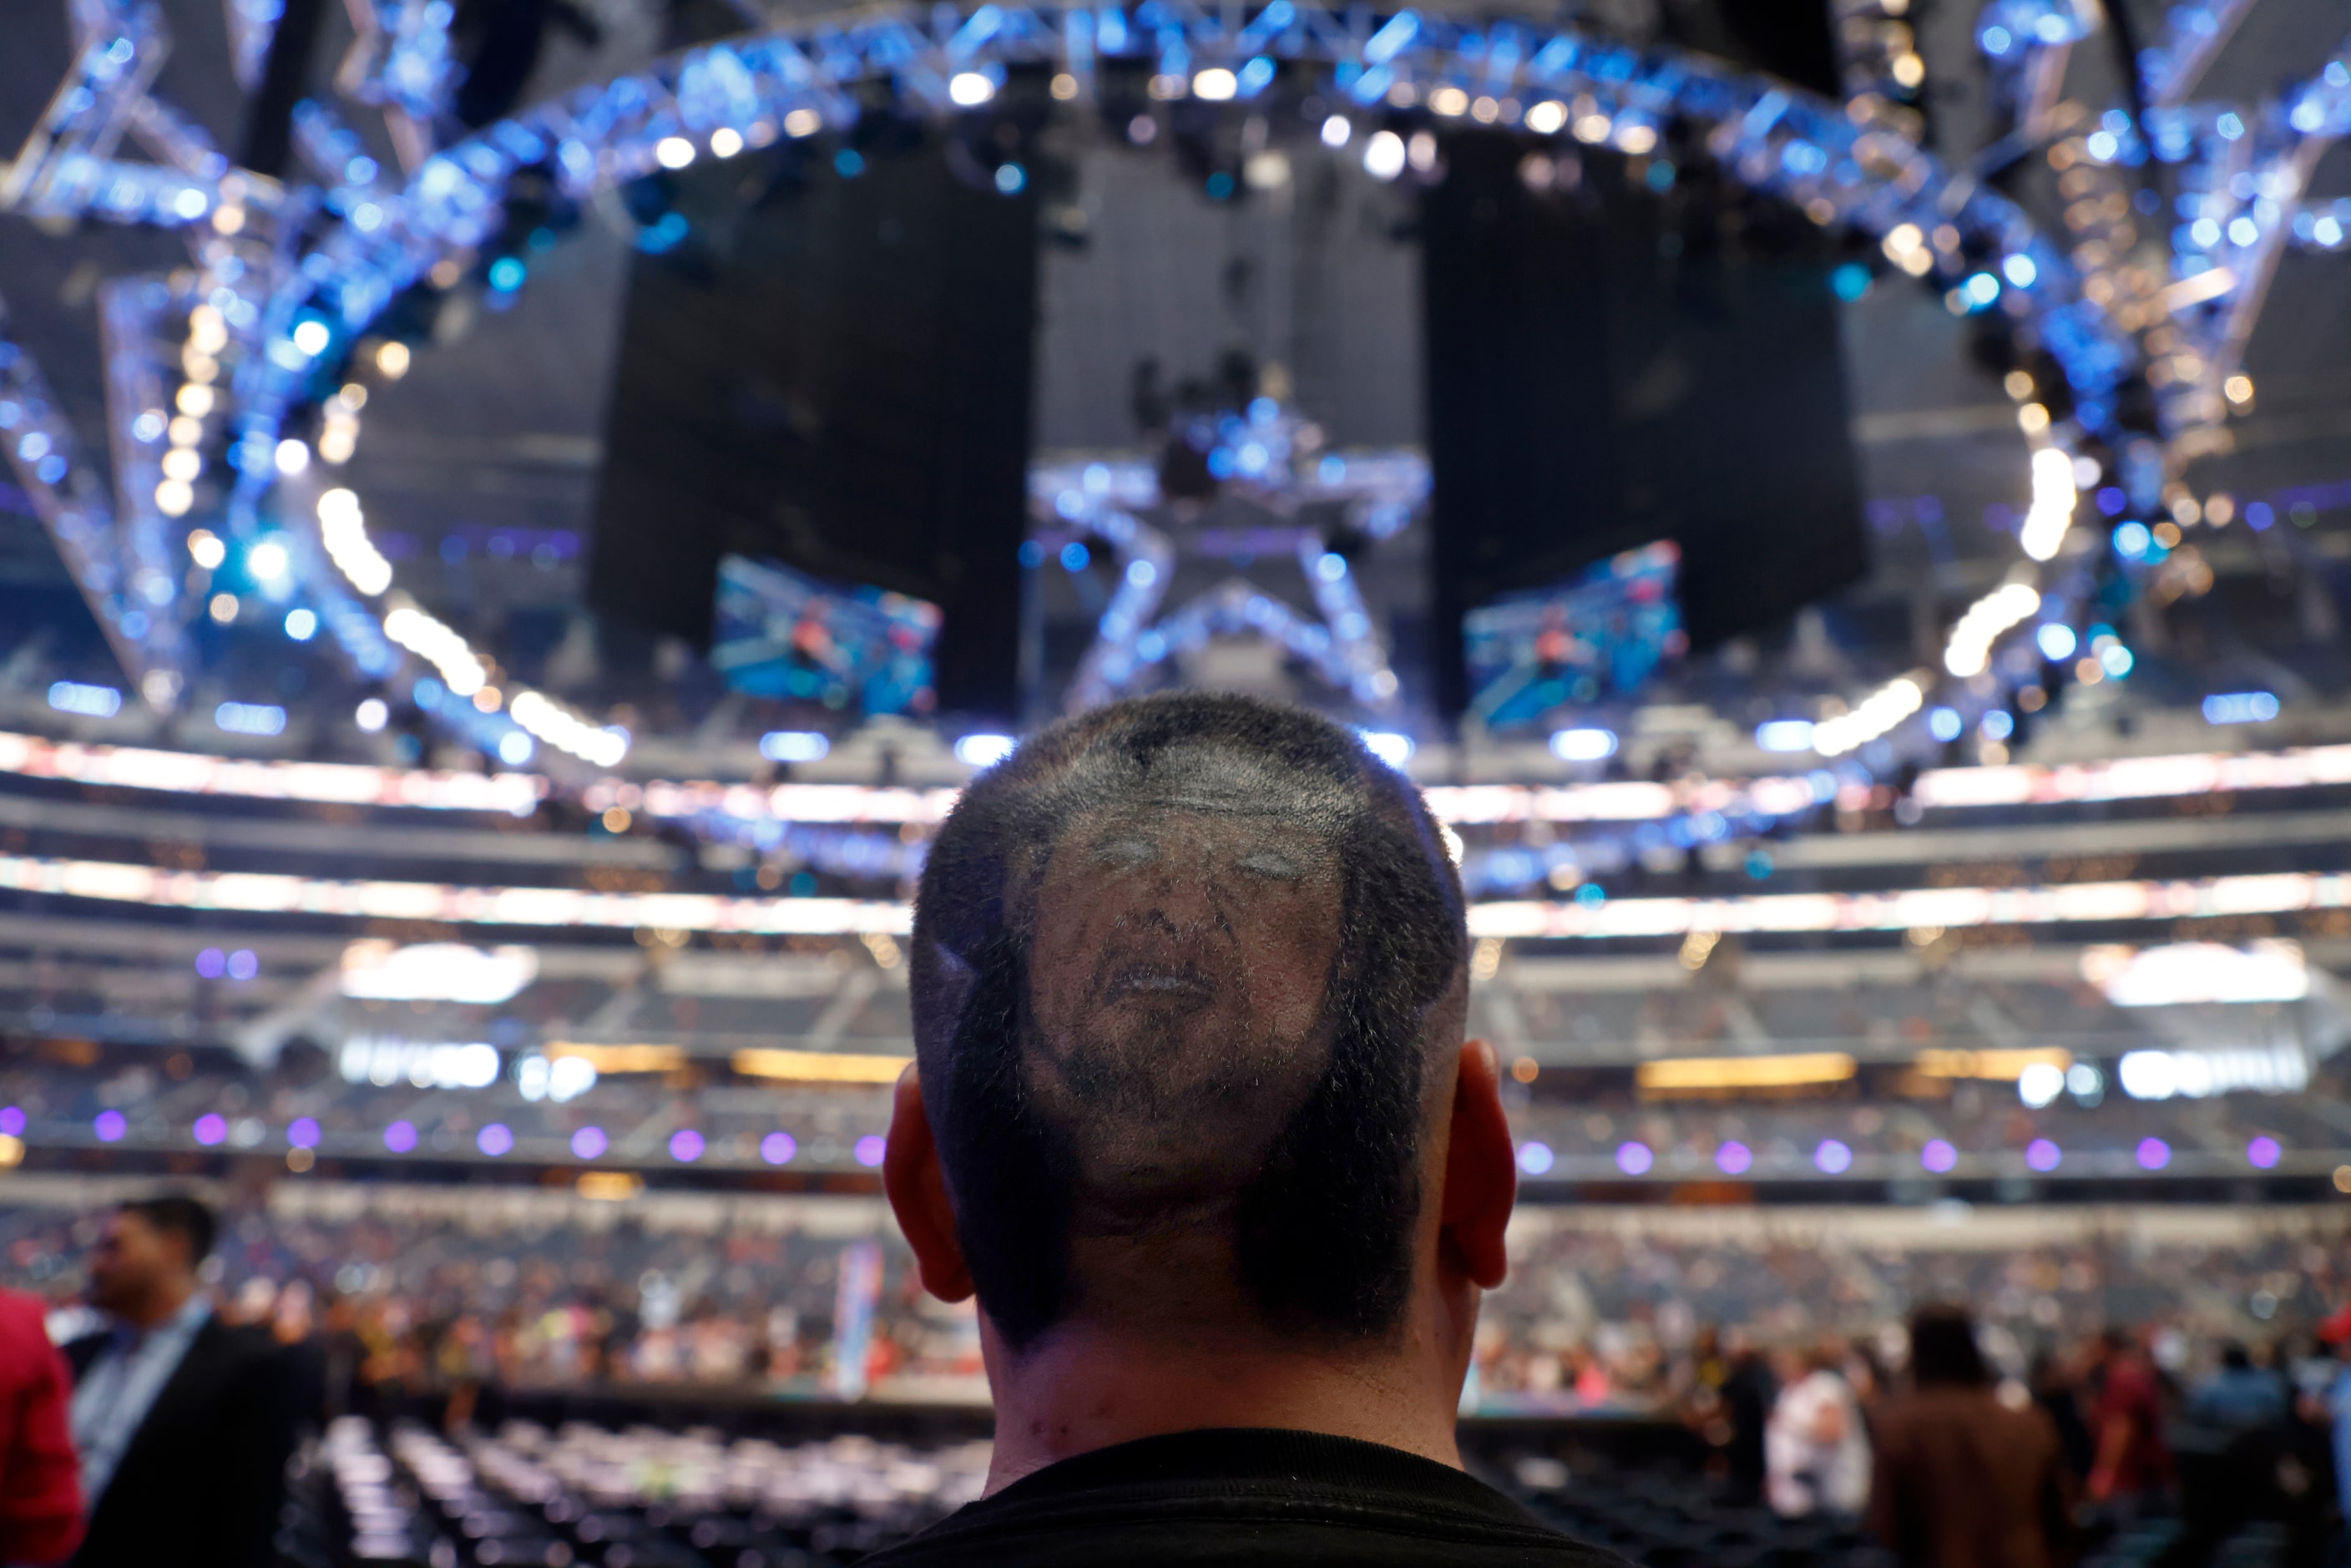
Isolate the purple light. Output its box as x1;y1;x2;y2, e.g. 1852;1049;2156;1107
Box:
2025;1137;2061;1172
193;1114;227;1146
1517;1141;1555;1176
1716;1141;1752;1176
669;1129;705;1163
226;948;258;981
93;1110;126;1143
286;1117;320;1150
1615;1141;1653;1176
854;1134;887;1168
382;1120;417;1153
1814;1139;1853;1175
2247;1136;2283;1170
2136;1136;2171;1171
1920;1139;1958;1174
0;1107;24;1137
478;1123;513;1157
194;948;225;979
761;1131;797;1165
571;1125;607;1160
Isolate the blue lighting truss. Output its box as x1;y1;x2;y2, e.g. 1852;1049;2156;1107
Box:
2;0;2345;765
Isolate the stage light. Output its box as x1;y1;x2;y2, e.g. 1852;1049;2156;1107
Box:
1321;114;1352;146
2202;691;2279;725
2019;447;2078;560
355;697;388;731
282;608;316;642
785;108;820;137
187;529;225;568
655;135;695;168
382;1120;418;1152
48;681;121;718
194;1114;226;1146
496;731;534;766
1525;99;1565;134
486;256;525;291
994;163;1025;195
571;1126;608;1160
709;126;742;157
1716;1141;1752;1176
855;1135;887;1167
1920;1139;1957;1173
1517;1141;1555;1176
955;734;1016;767
1813;1139;1853;1175
478;1123;513;1156
1191;67;1236;100
760;731;831;763
2100;642;2134;678
375;341;410;377
761;1131;797;1165
2001;254;2037;288
248;539;290;581
1756;720;1815;752
1615;1141;1652;1176
2017;1060;2064;1107
1549;727;1616;762
1979;710;2013;741
508;690;628;767
1928;706;1962;741
2036;623;2076;660
275;438;311;474
1363;130;1405;180
160;448;201;483
215;701;286;736
291;319;331;357
2247;1136;2281;1169
2136;1137;2170;1171
1812;675;1924;757
2025;1138;2060;1171
94;1110;126;1143
1358;730;1413;767
1944;582;2040;677
670;1129;705;1163
288;1117;321;1150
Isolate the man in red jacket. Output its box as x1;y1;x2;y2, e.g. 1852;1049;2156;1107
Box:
0;1288;82;1565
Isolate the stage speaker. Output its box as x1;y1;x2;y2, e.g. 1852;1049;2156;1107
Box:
1423;131;1866;716
587;138;1036;717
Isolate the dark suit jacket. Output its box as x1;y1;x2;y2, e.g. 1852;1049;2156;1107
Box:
63;1316;301;1568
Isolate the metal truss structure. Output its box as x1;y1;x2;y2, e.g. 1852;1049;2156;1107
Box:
0;0;2346;782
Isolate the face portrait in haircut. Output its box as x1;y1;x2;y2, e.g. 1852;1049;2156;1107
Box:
908;693;1469;1354
1024;758;1346;1234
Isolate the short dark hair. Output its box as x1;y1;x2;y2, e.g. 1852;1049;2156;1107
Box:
1909;1304;1991;1388
120;1194;217;1268
909;693;1468;1352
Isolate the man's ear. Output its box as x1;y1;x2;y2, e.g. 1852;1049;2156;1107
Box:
1438;1039;1515;1291
882;1065;976;1302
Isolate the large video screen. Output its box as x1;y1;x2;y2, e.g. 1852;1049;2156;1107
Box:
709;554;942;717
1463;540;1684;731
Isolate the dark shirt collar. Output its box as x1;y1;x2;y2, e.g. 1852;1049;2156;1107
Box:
983;1427;1536;1523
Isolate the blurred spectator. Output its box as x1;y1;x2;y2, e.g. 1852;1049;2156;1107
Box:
1766;1341;1869;1518
0;1289;80;1565
1720;1333;1775;1505
2086;1325;2173;1511
2189;1343;2287;1434
64;1196;302;1568
1868;1304;2073;1568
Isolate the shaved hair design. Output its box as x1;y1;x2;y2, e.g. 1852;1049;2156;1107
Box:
909;693;1469;1351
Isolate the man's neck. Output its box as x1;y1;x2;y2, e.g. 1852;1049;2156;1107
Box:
978;1320;1464;1496
114;1280;196;1333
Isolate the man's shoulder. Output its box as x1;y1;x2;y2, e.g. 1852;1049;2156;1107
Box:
861;1429;1630;1568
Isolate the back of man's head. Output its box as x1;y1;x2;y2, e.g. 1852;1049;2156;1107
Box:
909;692;1468;1353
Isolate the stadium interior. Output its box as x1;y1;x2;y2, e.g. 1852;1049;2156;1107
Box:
3;0;2351;1563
